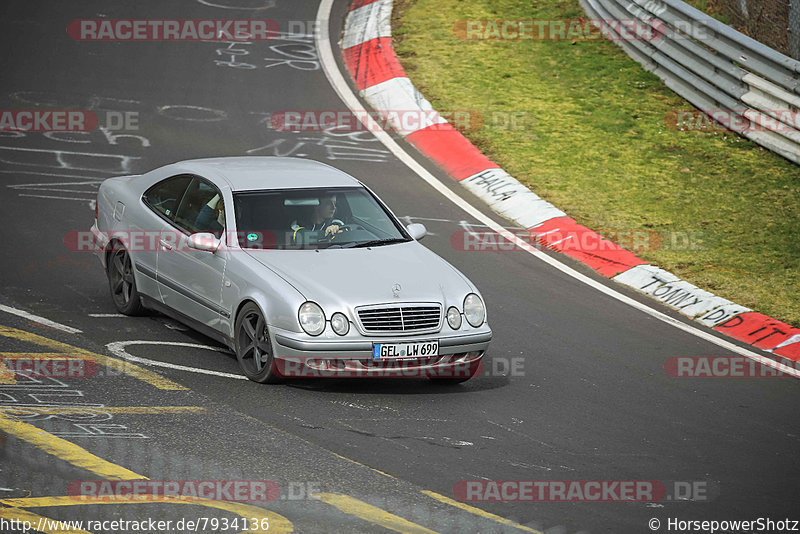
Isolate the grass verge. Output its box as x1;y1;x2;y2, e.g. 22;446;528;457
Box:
392;0;800;327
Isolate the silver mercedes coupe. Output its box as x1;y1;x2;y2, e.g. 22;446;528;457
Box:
91;157;491;383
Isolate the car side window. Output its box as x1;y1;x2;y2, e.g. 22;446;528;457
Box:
173;177;225;237
143;175;192;221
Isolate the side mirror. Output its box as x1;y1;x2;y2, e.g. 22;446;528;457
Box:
188;232;220;252
406;223;427;240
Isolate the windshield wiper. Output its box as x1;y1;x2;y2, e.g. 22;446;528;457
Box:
343;238;408;248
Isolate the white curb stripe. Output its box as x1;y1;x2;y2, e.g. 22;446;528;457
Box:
613;265;752;325
461;168;566;227
361;77;447;135
342;0;392;50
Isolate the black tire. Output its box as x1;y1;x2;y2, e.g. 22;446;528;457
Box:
106;244;145;316
235;302;281;383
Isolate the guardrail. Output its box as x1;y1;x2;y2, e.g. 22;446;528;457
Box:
579;0;800;164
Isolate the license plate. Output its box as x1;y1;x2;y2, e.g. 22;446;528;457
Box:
373;341;439;359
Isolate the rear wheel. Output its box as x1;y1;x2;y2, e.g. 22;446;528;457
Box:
106;244;144;315
235;302;281;383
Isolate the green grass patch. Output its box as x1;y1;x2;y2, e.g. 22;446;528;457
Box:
682;0;731;24
393;0;800;327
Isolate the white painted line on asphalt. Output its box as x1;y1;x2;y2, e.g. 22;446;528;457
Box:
8;180;104;188
106;340;247;380
18;194;95;201
315;0;800;379
87;313;126;318
10;187;97;193
0;170;111;179
0;304;82;334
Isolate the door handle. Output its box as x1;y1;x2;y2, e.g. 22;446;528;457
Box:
160;240;173;250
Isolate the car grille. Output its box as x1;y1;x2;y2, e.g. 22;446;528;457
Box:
356;304;442;334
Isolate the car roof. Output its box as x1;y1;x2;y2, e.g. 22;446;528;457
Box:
168;157;362;191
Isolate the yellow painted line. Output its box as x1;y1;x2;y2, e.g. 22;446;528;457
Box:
313;492;437;534
0;361;16;384
421;490;542;533
0;495;293;534
0;325;186;390
0;352;96;360
0;406;207;415
0;414;144;480
0;506;93;534
327;449;395;479
93;406;207;414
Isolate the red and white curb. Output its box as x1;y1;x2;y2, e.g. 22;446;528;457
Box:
340;0;800;364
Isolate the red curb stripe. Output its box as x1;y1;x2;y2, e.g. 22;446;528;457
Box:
350;0;383;10
343;37;406;90
529;217;647;278
406;124;497;180
714;313;800;361
775;342;800;361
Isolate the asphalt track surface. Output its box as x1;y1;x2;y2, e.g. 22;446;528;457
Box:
0;1;798;533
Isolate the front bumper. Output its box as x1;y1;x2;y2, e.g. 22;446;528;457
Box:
269;326;491;378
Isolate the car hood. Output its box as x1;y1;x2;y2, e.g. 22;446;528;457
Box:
243;241;474;309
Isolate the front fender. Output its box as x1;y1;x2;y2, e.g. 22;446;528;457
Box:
222;251;306;339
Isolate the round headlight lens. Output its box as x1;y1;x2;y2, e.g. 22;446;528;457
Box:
446;306;462;329
298;302;325;336
463;294;485;327
330;312;350;336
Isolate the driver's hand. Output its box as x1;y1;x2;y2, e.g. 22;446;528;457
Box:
325;224;342;238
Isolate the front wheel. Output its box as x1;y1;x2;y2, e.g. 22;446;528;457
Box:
106;244;144;315
235;303;281;383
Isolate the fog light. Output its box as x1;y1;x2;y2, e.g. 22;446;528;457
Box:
446;306;462;329
331;312;350;336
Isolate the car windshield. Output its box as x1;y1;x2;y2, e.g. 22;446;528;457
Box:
233;186;411;250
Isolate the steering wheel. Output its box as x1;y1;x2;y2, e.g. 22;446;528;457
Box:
318;224;351;242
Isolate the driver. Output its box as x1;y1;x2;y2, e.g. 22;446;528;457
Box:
291;195;345;242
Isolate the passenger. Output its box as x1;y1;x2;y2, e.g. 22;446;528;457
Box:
194;194;225;237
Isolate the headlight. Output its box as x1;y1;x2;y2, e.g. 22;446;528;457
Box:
446;306;462;329
298;302;325;336
330;312;350;336
463;294;485;327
